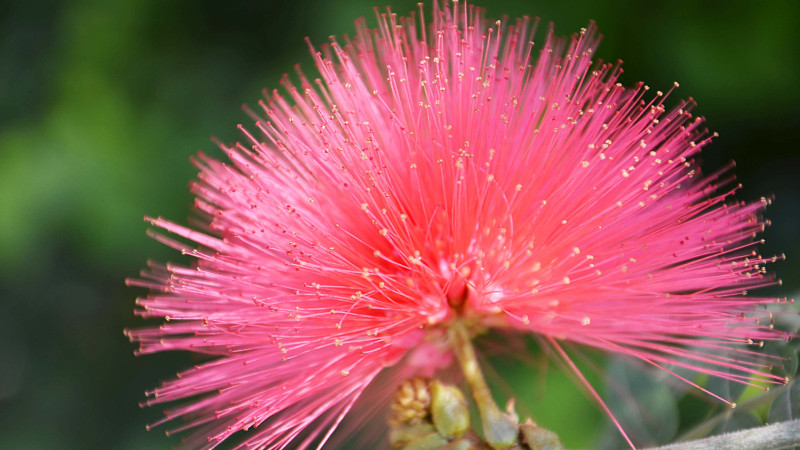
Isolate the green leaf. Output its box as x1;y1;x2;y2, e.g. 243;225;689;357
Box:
712;410;761;434
769;342;799;379
599;358;679;447
705;355;748;404
769;381;800;423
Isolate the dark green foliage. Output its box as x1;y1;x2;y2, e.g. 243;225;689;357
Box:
770;381;800;424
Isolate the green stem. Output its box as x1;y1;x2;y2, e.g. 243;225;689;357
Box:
450;321;518;449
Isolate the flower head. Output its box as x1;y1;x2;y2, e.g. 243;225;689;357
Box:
127;2;793;448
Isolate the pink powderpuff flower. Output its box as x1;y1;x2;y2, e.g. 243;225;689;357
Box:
126;2;794;448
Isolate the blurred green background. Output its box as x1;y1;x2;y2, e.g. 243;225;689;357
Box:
1;0;798;448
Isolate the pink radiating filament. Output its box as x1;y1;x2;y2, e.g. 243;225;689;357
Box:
126;2;793;449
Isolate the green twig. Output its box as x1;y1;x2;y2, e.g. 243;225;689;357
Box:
450;321;519;449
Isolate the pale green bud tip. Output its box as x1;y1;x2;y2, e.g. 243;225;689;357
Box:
482;406;519;449
519;421;564;450
430;380;471;439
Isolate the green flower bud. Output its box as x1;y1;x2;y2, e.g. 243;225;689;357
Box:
400;431;449;450
519;421;564;450
430;380;471;439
